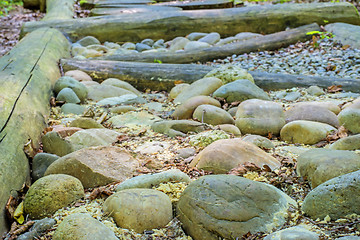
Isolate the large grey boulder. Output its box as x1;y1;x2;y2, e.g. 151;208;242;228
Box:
325;23;360;49
329;134;360;150
54;76;88;102
285;105;339;127
338;108;360;134
302;170;360;220
177;175;296;240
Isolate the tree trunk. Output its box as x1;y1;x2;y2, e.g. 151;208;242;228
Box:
90;6;181;16
60;58;360;92
0;28;70;235
96;23;320;63
42;0;75;21
21;2;360;43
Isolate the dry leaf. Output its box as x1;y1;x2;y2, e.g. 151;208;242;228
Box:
327;85;343;93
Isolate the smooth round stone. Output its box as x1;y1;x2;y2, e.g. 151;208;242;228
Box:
103;189;172;233
264;226;319;240
177;175;296;240
151;119;205;137
213;79;270;103
184;41;211;51
217;124;241;136
189;138;280;173
52;125;82;138
87;84;134;101
342;97;360;110
86;44;109;53
73;55;87;60
71;45;86;56
110;105;137;114
280;120;336;145
101;78;141;96
329;134;360;150
306;86;325;96
141;38;154;47
186;32;207;41
338;108;360;133
169;37;190;52
284;91;301;101
65;70;92;82
69;117;104;129
215;37;237;46
24;174;84;219
76;36;100;47
204;64;254;84
81;49;103;58
169;83;190;100
96;94;144;107
285;105;339;127
242;134;275;149
198;32;220;44
172;96;221;120
297;149;360;188
235;99;285;136
61;103;86;115
135;43;152;52
31;153;59;181
153;39;165;49
104;41;121;49
174;77;223;104
53;213;118;240
122;42;136;50
56;88;81;104
302;170;360;220
109;111;161;128
113;48;138;55
228;107;238;117
176;148;196;159
292;101;341;115
54;76;88;102
193;104;234;125
235;32;262;41
81;81;99;89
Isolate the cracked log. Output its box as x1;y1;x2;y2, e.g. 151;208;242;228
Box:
21;2;360;43
96;23;320;63
0;28;70;234
60;58;360;92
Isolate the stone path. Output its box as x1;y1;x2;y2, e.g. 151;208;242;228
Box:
3;0;360;239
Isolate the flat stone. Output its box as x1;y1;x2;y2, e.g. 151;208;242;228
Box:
198;32;220;44
116;169;191;191
45;146;139;188
152;120;206;137
215;36;237;46
52;125;82;138
306;86;325;96
236;99;285;136
101;78;141;96
76;36;100;47
53;213;118;240
61;103;86;115
135;141;170;155
329;134;360;150
54;76;88;102
264;226;319;240
297;149;360;188
338;108;360;134
280;120;336;145
56;88;81;104
242;134;275;149
32;153;59;181
193;104;235;125
109;111;161;127
186;32;208;41
177;175;296;240
96;94;142;107
24;174;84;219
302;170;360;220
110;105;137;114
284;91;301;101
174;77;223;104
69;117;104;129
103;189;172;233
285;105;339;127
184;41;211;51
172;96;221;120
189;138;280;173
87;84;134;101
205;65;254;84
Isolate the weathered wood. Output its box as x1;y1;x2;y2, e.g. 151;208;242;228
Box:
153;0;234;10
21;2;360;43
91;6;181;16
61;59;360;92
42;0;76;21
0;28;70;234
96;23;320;63
96;0;154;7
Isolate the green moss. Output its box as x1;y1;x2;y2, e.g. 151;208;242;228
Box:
204;64;254;84
189;130;230;147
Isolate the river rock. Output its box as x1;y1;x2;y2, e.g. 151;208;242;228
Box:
198;32;220;44
96;94;143;107
217;124;241;136
284;91;301;101
103;189;172;233
101;78;141;96
302;170;360;220
292;101;341;114
325;23;360;49
53;213;118;240
56;88;81;104
86;44;109;54
61;103;86;115
169;83;190;100
189;138;280;173
297;149;360;188
81;80;99;89
306;86;325;96
235;32;263;41
228;107;238;117
17;218;56;240
122;42;136;50
42;131;73;157
141;38;154;46
110;105;137;114
189;130;230;147
338;108;360;134
153;39;165;49
52;125;82;138
235;99;285;136
116;169;190;191
215;37;237;46
285;105;339;127
177;175;296;240
329;134;360;150
187;32;208;41
184;41;211;51
264;226;319;240
45;146;139;188
32;153;59;181
69;117;104;129
109;111;161;127
169;37;190;52
24;174;84;219
135;43;152;52
336;237;360;240
87;84;134;101
280;120;336;145
204;64;254;84
54;76;88;102
77;36;100;47
193;104;234;125
176;148;196;159
213;79;270;103
152;120;205;137
172;96;221;120
174;77;223;104
242;135;275;149
135;141;170;154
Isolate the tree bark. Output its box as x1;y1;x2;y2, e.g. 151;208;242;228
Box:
153;0;234;10
61;58;360;92
42;0;75;21
21;2;360;43
90;6;181;16
0;28;70;235
96;23;320;63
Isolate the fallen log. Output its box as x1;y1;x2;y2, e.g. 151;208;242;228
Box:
42;0;75;21
153;0;234;10
96;23;320;63
0;28;70;234
60;59;360;92
21;2;360;43
95;0;154;7
90;6;182;16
